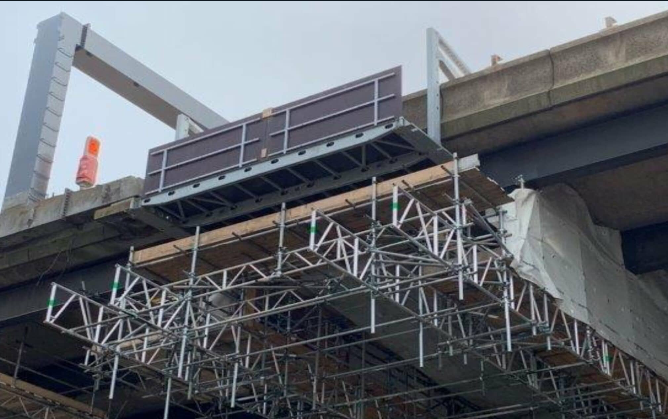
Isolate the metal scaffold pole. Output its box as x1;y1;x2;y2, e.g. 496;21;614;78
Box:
370;177;378;335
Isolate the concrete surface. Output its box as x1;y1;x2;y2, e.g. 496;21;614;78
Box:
0;176;143;239
403;10;668;155
569;153;668;231
0;177;168;288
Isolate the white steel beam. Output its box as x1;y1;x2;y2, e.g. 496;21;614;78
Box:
4;13;226;210
426;27;470;144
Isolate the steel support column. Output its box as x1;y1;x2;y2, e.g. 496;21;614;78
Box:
4;12;226;210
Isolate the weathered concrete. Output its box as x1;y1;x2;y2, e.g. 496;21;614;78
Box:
0;176;143;239
403;10;668;155
405;9;668;271
570;152;668;231
0;177;176;288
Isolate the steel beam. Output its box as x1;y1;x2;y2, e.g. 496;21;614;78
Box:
0;259;118;326
4;14;80;210
479;103;668;189
622;221;668;274
426;28;469;144
73;21;227;129
4;13;226;210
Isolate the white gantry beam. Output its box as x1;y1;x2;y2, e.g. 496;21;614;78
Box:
4;13;227;210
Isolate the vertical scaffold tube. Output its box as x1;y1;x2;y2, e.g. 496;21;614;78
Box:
503;263;512;353
110;264;121;305
544;291;551;351
419;283;425;368
163;376;172;419
276;202;286;278
353;237;359;277
395;265;401;303
370;178;378;334
110;250;132;400
309;210;317;250
178;226;200;382
530;284;537;336
454;153;464;301
46;283;57;322
392;185;399;227
109;351;120;399
433;291;438;327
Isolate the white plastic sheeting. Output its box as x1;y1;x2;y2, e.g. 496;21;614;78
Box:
503;184;668;379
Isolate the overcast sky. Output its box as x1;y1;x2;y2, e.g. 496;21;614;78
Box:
0;1;666;201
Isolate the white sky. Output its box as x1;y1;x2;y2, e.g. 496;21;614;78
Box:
0;1;666;201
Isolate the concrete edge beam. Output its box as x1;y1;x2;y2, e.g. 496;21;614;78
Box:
402;10;668;154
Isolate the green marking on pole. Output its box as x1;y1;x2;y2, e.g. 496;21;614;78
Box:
604;355;613;362
391;202;399;210
309;226;317;234
112;281;120;290
47;299;55;308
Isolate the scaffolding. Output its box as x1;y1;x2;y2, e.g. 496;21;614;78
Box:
44;154;668;419
0;328;105;419
35;26;668;419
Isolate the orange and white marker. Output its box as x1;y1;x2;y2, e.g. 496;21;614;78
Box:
76;136;101;188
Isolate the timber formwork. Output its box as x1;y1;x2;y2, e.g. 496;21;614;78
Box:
44;156;668;419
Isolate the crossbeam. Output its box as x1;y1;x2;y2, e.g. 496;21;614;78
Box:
4;13;226;209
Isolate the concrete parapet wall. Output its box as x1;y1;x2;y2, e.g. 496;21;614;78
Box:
403;10;668;155
0;176;143;240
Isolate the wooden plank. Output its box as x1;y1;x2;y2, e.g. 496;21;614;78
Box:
0;372;106;418
93;197;136;220
135;155;509;267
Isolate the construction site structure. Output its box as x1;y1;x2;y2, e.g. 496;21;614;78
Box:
45;156;668;419
2;9;668;419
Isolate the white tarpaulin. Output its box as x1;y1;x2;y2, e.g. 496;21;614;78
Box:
503;184;668;379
